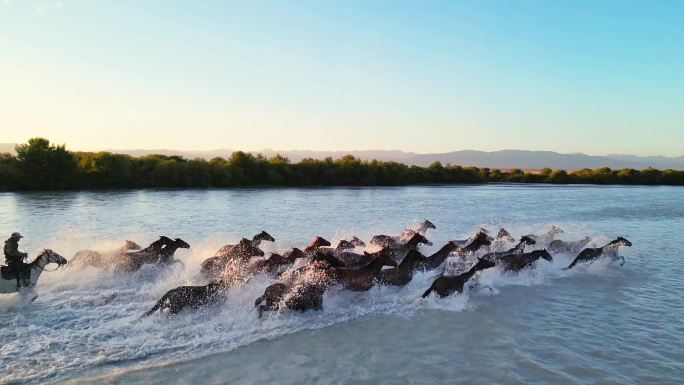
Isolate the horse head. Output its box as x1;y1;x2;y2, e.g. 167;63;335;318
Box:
236;238;264;257
350;236;366;247
42;249;68;266
173;238;191;249
312;236;331;248
124;240;142;251
609;237;632;248
548;226;565;236
474;257;496;270
255;231;275;243
520;235;536;246
534;249;553;262
422;219;437;230
285;247;307;262
497;228;515;242
336;240;355;251
407;233;432;247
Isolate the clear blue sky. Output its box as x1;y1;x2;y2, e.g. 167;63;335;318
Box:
1;0;682;156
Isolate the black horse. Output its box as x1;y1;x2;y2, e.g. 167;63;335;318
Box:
141;281;224;317
483;235;536;261
414;241;460;271
566;237;632;269
422;258;496;298
500;249;553;272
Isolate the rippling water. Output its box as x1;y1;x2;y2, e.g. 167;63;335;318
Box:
0;185;682;384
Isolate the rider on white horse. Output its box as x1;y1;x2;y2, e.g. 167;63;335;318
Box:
4;232;30;288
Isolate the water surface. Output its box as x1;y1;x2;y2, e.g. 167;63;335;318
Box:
0;185;681;384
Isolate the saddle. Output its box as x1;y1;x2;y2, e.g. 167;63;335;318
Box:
1;265;16;280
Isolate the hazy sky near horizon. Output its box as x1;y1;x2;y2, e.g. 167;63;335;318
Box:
1;1;683;156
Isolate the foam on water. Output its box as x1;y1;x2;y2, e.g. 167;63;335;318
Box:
0;225;623;384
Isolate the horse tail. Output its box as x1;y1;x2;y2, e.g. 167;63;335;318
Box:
141;302;162;318
421;282;434;299
565;257;579;270
141;293;168;318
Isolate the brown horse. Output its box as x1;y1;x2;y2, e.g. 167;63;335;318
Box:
303;236;332;253
254;282;327;317
113;237;189;273
330;250;398;291
422;258;496;298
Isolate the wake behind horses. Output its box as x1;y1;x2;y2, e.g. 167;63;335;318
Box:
9;221;630;316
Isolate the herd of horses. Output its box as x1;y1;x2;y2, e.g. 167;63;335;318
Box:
4;221;632;316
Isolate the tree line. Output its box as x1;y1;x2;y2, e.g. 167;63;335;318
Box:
1;138;682;191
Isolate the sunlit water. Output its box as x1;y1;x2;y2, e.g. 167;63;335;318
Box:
0;185;682;385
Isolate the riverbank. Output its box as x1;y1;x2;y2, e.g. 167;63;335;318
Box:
2;138;683;191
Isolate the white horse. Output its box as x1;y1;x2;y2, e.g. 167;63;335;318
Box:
0;249;68;294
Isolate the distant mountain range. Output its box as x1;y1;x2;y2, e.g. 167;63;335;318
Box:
2;143;683;170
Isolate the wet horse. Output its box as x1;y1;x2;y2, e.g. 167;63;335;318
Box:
415;241;460;271
549;236;591;255
399;219;437;241
500;249;553;272
200;238;265;279
214;231;275;258
378;250;428;286
330;250;398;291
254;282;327;317
483;235;536;261
141;281;225;317
71;240;141;269
421;258;496;298
566;237;631;269
114;237;190;273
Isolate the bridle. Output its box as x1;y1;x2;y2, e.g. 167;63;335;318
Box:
31;252;66;272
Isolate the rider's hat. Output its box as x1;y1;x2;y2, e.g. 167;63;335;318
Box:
10;232;23;239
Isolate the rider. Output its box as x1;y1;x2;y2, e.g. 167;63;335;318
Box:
4;232;30;288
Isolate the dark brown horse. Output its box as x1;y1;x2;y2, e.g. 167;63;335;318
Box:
378;250;427;286
422;258;496;298
254;282;327;317
415;241;460;271
566;237;631;269
141;281;224;317
454;231;493;256
213;231;275;258
500;249;553;272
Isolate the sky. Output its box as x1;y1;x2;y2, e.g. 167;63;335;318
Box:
1;0;683;156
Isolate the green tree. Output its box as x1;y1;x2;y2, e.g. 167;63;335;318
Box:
15;138;78;190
